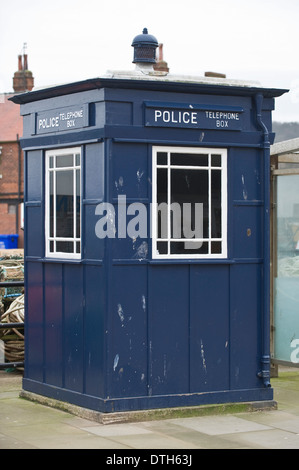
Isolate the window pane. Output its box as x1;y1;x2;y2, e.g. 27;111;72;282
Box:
56;170;74;237
49;172;54;237
170;241;208;255
211;170;222;238
211;154;221;167
46;147;81;259
157;168;168;238
171;153;208;166
56;154;73;168
157;241;168;255
152;147;226;259
56;241;74;253
171;169;208;238
7;204;16;214
76;169;81;238
157;152;167;165
211;241;222;253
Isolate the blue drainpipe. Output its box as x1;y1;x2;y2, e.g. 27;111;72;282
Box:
255;93;271;387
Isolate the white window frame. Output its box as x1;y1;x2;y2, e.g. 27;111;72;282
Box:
45;147;81;259
152;146;227;259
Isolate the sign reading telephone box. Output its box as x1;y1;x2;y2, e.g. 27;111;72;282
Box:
33;103;89;134
145;101;244;130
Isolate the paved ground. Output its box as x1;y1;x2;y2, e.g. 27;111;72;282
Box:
1;368;299;449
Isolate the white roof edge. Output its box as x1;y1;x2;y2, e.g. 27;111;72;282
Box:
271;137;299;155
104;69;262;88
24;67;264;94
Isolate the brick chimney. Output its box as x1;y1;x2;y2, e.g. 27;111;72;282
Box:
153;44;169;73
13;50;34;93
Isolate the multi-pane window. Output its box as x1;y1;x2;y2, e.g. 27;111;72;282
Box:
45;147;81;258
152;146;227;259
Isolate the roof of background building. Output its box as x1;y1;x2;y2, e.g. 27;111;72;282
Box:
0;94;22;142
271;137;299;155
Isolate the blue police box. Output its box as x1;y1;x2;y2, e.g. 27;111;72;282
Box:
11;29;287;415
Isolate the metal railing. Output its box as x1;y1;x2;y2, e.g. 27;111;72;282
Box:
0;280;24;369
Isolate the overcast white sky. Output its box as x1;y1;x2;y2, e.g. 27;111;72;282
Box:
0;0;298;121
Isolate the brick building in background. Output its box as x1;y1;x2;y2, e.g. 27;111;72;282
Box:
0;52;34;248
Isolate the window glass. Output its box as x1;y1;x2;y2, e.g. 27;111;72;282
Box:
211;169;222;238
211;154;222;167
46;147;81;259
157;168;168;238
152;147;227;259
7;204;16;215
76;169;81;238
56;170;74;238
171;169;208;238
56;154;73;168
157;152;167;165
49;172;54;237
171;153;208;166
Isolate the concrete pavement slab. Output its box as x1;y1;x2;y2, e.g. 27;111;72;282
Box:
1;368;299;449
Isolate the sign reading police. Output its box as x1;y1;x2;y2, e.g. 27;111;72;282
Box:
154;109;199;125
145;102;243;131
34;104;89;134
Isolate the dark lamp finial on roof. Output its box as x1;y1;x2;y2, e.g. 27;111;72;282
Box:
132;28;158;64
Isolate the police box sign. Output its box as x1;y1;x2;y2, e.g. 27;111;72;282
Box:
33;104;89;135
144;101;244;131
